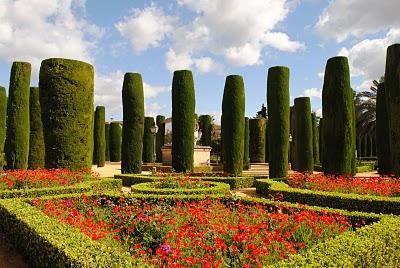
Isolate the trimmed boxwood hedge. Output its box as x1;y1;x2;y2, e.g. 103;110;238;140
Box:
314;163;374;173
255;178;400;214
28;87;45;169
0;178;121;199
270;216;400;267
131;181;231;195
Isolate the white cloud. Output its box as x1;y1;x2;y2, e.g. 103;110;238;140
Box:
143;82;170;99
303;87;322;99
317;71;324;78
315;108;322;117
194;57;223;73
262;32;304;52
0;0;103;79
165;49;193;71
115;4;176;53
315;0;400;42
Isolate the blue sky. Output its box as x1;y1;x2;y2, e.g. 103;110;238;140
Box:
0;0;399;122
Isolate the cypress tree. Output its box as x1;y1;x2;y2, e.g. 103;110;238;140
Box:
311;112;320;164
172;70;195;172
265;121;269;163
267;66;290;178
105;123;110;161
290;105;297;170
321;56;355;175
121;73;144;173
362;135;368;158
28;87;45;169
294;97;313;172
356;137;361;159
376;82;391;174
243;117;250;170
143;117;155;163
366;134;372;157
156;115;165;163
222;75;245;175
249;117;266;163
319;118;324;164
109;122;122;162
93;106;105;167
0;87;6;169
199;115;212;146
39;58;93;170
5;62;31;170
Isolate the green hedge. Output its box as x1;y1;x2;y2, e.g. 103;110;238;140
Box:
243;117;250;169
255;179;400;214
0;198;139;267
109;122;122;162
311;112;319;164
28;87;45;169
314;164;374;173
142;116;155;163
131;181;230;195
93;106;106;167
0;178;121;199
105;123;110;161
270;216;400;267
249;117;266;163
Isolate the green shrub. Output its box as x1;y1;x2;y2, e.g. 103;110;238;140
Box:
294;97;313;172
105;123;110;161
202;176;254;190
249;117;266;163
172;70;195;172
243;117;250;169
5;62;31;170
121;73;145;174
290;106;296;170
321;56;356;175
222;75;245;175
39;58;94;170
267;66;290;178
131;181;230;195
93;106;106;167
265;121;269;163
255;179;400;214
0;87;6;169
311;112;319;164
142;116;155;163
199;115;212;146
156;115;165;163
109;122;122;162
28;87;45;169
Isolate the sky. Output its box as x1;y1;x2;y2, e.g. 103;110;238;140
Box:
0;0;399;122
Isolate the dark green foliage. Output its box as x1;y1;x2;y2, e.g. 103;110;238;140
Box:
105;123;110;161
294;97;313;172
121;73;144;174
290;106;296;169
109;122;122;162
243;117;250;169
249;117;266;163
28;87;45;169
156;115;165;163
384;44;400;176
321;57;356;175
172;70;195;172
199;115;212;146
39;58;93;170
265;121;269;163
5;62;31;170
367;134;372;157
362;135;367;157
0;87;7;169
131;181;230;195
311;112;320;164
267;66;290;178
319;118;324;163
93;106;105;167
142;117;155;163
222;75;245;175
376;82;391;174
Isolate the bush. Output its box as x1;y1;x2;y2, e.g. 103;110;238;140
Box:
249;117;266;163
321;56;356;175
93;106;106;167
202;176;254;189
109;122;122;162
222;75;245;175
5;61;31;170
142;117;155;163
255;179;400;214
267;66;290;178
28;87;45;169
121;73;144;174
172;70;195;172
131;181;230;195
39;58;94;170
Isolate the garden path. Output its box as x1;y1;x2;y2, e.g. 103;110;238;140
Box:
0;232;27;268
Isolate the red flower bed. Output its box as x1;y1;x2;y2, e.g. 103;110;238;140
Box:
286;173;400;197
32;195;352;267
0;169;97;190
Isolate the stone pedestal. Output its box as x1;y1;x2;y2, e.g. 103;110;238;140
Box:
161;145;211;167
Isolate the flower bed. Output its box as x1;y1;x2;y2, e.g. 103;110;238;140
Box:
30;194;355;267
255;179;400;214
286;173;400;197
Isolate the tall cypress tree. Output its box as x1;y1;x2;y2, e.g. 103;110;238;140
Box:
142;117;155;163
105;122;110;161
311;112;320;164
267;66;290;178
321;56;355;175
172;70;195;172
28;87;45;169
265;121;269;163
376;82;391;174
243;117;250;170
109;122;122;162
121;73;144;174
199;115;212;146
93;106;106;167
5;62;31;170
0;87;6;170
294;97;313;172
249;117;266;163
156;115;165;163
222;75;245;175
